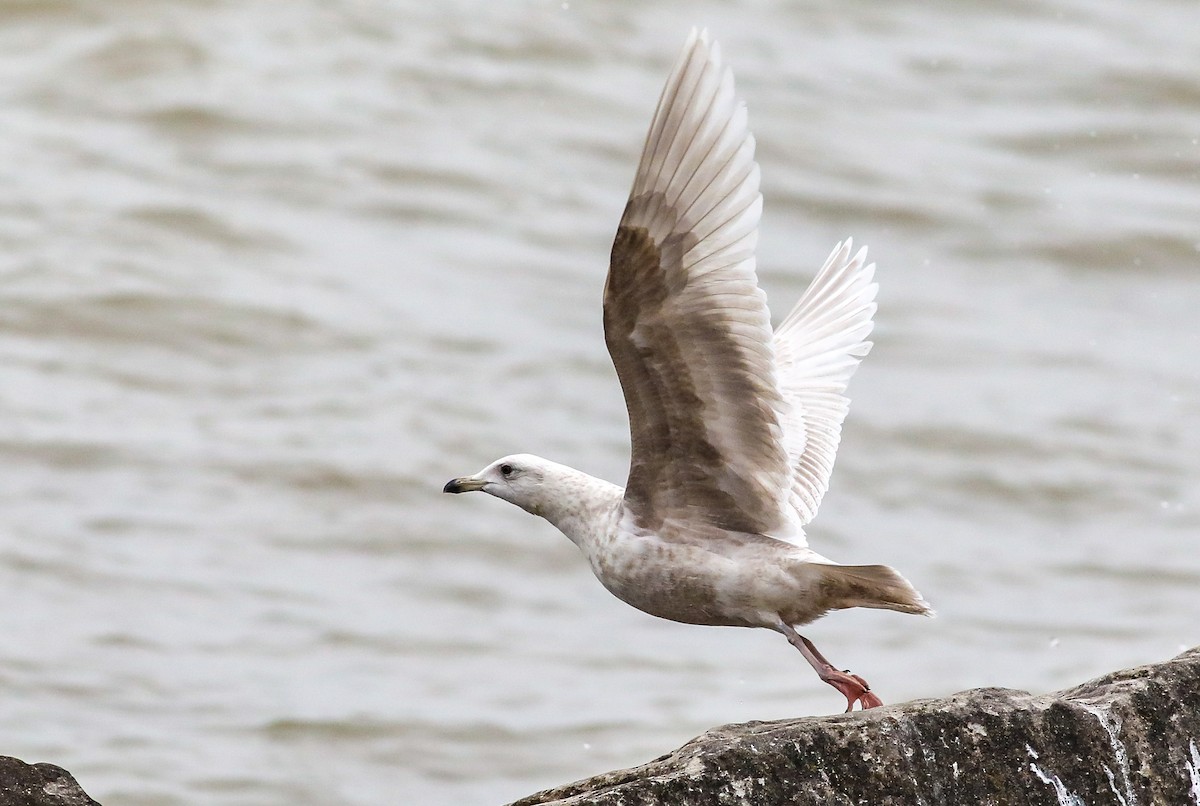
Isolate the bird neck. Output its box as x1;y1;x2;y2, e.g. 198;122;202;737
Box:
532;468;624;548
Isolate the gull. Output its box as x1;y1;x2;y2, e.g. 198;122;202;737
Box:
444;29;931;712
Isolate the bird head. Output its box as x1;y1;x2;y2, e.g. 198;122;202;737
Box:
443;454;548;514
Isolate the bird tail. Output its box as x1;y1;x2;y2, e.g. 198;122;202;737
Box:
818;563;934;617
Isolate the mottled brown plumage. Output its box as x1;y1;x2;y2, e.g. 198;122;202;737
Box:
605;219;784;536
445;29;930;713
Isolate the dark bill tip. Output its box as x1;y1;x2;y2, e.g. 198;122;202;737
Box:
443;479;463;494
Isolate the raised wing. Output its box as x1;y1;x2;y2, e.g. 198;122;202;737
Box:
603;30;792;538
773;239;877;526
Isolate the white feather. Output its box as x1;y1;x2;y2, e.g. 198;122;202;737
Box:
774;239;878;526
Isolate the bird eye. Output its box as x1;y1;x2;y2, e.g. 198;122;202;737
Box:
500;463;514;477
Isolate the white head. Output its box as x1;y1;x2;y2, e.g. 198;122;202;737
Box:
444;454;624;547
442;453;552;516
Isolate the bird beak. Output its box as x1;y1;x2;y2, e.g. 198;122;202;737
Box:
443;476;486;494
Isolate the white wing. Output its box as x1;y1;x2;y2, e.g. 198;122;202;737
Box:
774;239;877;527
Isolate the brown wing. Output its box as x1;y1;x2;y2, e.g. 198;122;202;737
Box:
603;30;791;538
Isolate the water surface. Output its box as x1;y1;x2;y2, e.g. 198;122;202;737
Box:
1;1;1198;803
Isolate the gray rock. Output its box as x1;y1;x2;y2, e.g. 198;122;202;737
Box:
0;757;98;806
512;647;1200;805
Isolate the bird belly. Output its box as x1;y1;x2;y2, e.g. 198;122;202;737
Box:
584;534;802;628
599;564;739;627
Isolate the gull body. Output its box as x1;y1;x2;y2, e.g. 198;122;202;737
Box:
447;455;921;633
445;30;930;711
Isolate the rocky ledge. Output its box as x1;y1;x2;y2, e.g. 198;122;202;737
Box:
3;649;1197;805
513;647;1200;805
0;757;97;806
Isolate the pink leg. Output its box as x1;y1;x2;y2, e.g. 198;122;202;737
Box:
777;622;883;712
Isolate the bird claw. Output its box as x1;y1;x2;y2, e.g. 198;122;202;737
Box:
827;670;884;712
857;688;884;710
